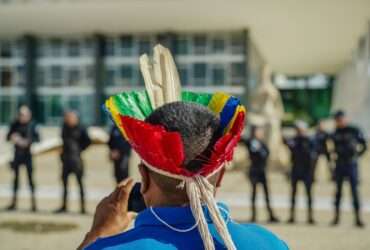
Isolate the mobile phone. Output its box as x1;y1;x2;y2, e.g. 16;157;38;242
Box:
128;182;146;213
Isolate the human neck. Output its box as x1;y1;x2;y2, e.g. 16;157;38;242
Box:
146;193;190;208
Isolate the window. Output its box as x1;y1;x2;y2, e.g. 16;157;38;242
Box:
193;35;207;54
16;65;25;86
231;63;244;78
193;63;207;85
178;65;189;86
0;68;12;87
231;34;244;54
105;67;116;86
176;38;188;55
120;36;133;56
50;65;63;86
138;38;151;55
50;39;63;57
105;39;115;56
212;38;224;54
212;65;225;86
37;68;45;86
68;68;80;86
67;40;80;57
0;42;11;58
120;65;133;85
231;62;245;85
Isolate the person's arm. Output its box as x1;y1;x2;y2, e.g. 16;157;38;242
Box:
356;128;367;157
77;178;136;250
107;127;115;150
6;122;16;141
80;127;92;152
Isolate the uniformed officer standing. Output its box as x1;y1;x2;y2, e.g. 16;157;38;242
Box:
6;106;39;211
313;120;331;180
329;111;367;228
55;111;91;214
241;125;279;223
284;121;316;224
108;125;131;183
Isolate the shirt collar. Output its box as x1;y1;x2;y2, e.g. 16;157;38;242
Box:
135;202;230;228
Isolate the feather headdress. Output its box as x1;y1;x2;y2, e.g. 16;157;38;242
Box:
105;44;246;250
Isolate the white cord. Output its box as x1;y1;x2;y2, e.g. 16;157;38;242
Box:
218;206;231;225
149;205;231;233
150;207;200;233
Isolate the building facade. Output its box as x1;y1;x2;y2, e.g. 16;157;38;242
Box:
0;30;265;125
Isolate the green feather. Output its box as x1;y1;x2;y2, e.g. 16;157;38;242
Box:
181;91;212;106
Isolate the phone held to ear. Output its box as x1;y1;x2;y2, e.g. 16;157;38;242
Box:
128;182;146;213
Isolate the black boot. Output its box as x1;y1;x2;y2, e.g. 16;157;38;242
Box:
31;194;37;212
249;211;256;223
287;207;295;224
268;215;280;223
307;209;315;225
330;208;340;226
6;196;17;211
54;203;67;213
80;201;86;215
267;208;279;223
355;210;365;228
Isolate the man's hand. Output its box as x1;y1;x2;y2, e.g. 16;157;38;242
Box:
77;178;136;250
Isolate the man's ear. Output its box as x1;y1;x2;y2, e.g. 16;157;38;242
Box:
139;163;150;194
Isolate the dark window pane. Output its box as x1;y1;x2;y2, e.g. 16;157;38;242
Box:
0;42;11;58
0;98;11;123
212;38;224;53
16;65;25;86
68;69;80;86
231;63;244;78
105;39;115;56
212;66;225;86
50;66;63;86
138;38;151;55
50;95;63;118
176;39;188;55
105;68;116;86
0;68;12;87
37;69;45;86
193;35;207;54
120;36;133;56
50;39;62;57
194;63;206;78
120;65;133;85
231;62;245;85
67;40;80;57
178;65;188;86
231;34;244;54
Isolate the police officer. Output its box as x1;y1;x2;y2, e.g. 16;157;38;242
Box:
313;120;331;180
241;125;279;223
55;111;91;214
108;125;131;183
285;121;316;224
6;106;39;211
329;111;367;228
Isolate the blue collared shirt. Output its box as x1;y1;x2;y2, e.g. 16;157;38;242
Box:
85;203;288;250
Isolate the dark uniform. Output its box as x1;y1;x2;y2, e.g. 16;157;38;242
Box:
108;126;131;183
313;129;331;179
57;123;91;214
285;135;316;224
6;120;39;211
241;137;278;223
330;125;367;226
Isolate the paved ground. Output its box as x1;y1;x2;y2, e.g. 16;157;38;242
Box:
0;145;369;250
